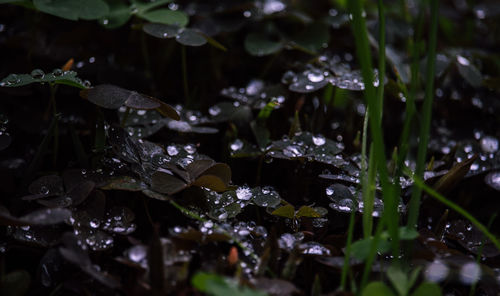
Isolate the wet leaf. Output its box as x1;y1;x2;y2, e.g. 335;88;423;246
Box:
361;282;395;296
350;237;391;261
455;55;482;87
245;33;284;56
411;282;442;296
445;220;500;257
0;206;71;226
484;171;500;191
252;278;299;296
250;120;271;150
186;159;216;180
251;187;281;208
192;175;228;192
386;265;411;296
131;0;171;14
140;9;188;27
176;28;207;46
151;170;187;195
192;272;267;296
33;0;109;21
1;70;87;88
82;84;130;109
293;22;330;52
202;163;232;186
59;233;120;288
143;23;180;39
433;155;477;194
271;204;295;219
295;206;322;218
102;176;146;191
27;174;64;198
100;0;131;29
287;69;329;93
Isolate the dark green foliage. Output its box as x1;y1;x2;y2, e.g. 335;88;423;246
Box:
1;1;500;295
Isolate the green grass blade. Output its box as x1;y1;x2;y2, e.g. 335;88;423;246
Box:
348;0;399;257
407;0;439;230
376;0;386;122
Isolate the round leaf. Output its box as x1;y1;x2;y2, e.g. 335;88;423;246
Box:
271;204;295;219
186;159;216;180
140;9;188;27
176;28;207;46
82;84;129;109
34;0;109;21
295;206;322;218
361;282;396;296
151;170;187;195
244;33;284;56
192;175;228;192
411;282;442;296
143;23;180;39
100;0;131;29
201;163;232;185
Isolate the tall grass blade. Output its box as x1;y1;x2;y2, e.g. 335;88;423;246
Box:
407;0;439;230
348;0;399;257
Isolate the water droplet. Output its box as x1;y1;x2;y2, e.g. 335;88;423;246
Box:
83;80;91;88
217;212;228;220
127;245;147;263
299;242;331;255
312;135;326;146
262;0;286;14
236;186;252;200
329;198;355;213
325;185;334;196
208;105;221;116
39;186;49;195
230;139;243;151
89;219;100;229
485;171;500;191
6;74;19;84
480;136;498;153
425;260;449;282
31;69;45;79
52;69;62;76
460;262;481;285
283;145;303;157
167;145;179;156
307;72;324;83
457;55;470;66
183;144;196;154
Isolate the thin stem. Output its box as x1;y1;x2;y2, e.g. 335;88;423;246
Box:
361;108;373;238
361;215;387;290
396;8;424;177
407;0;439;230
120;107;132;128
340;206;356;291
49;83;59;167
181;45;190;106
